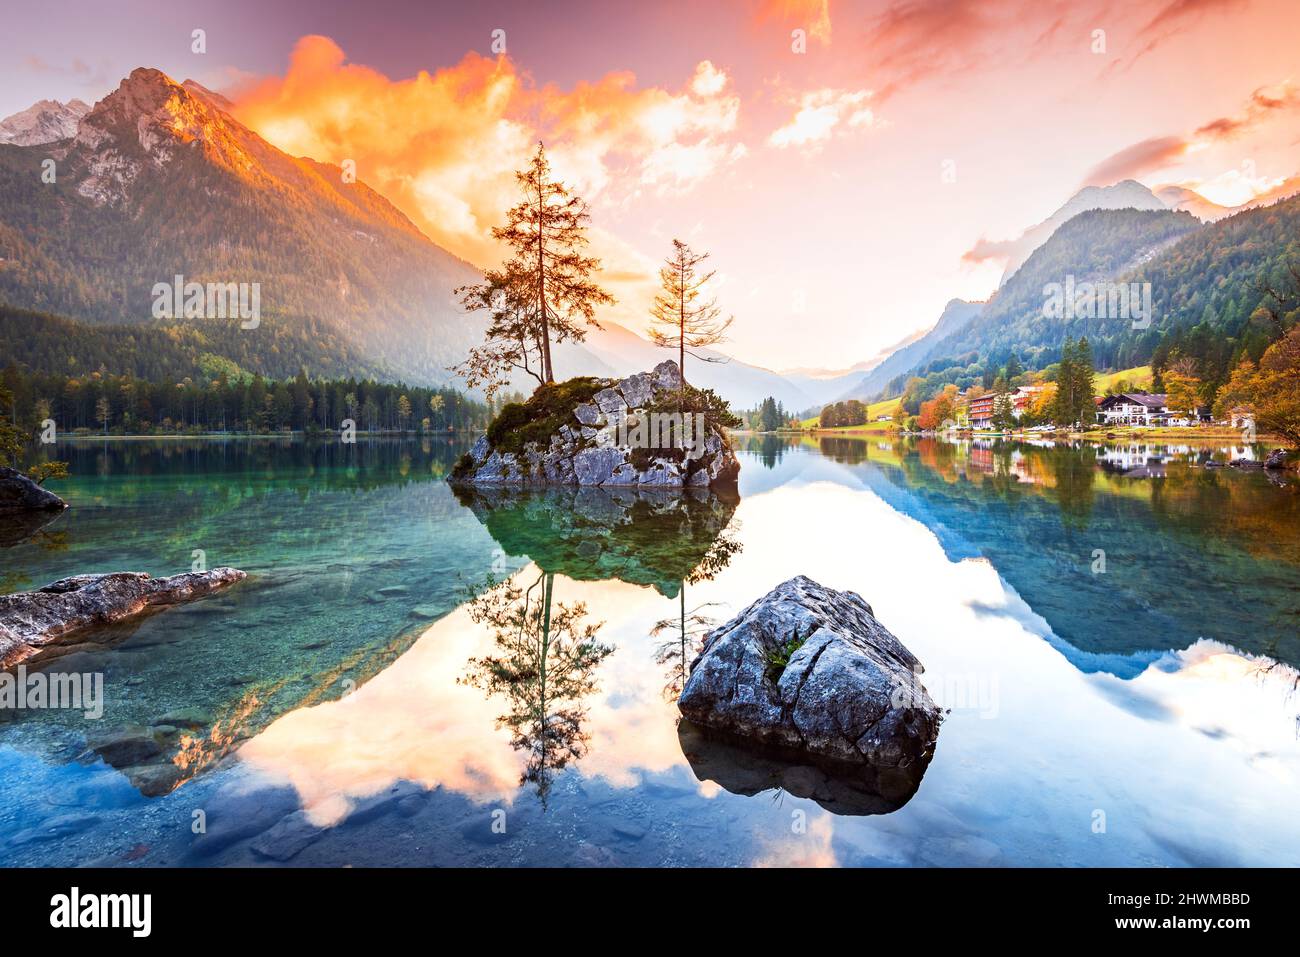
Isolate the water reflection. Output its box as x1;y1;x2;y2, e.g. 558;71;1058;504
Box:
0;508;67;552
772;434;1300;669
453;485;740;597
459;483;745;795
677;719;927;816
650;588;722;702
3;436;1299;866
0;436;505;802
461;571;614;805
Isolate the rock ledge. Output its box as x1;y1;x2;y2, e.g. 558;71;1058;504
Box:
0;568;246;667
0;467;67;512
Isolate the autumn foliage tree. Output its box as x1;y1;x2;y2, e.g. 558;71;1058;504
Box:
648;239;732;393
1163;370;1203;419
1213;325;1300;443
456;143;613;393
917;385;959;431
1027;382;1057;425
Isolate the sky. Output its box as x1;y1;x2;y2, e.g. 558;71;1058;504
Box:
4;0;1300;372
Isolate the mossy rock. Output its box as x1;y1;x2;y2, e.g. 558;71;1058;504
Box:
486;378;606;455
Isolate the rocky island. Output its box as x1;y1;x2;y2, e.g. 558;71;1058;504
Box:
450;361;740;489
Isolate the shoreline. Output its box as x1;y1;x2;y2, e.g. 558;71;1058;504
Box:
799;427;1286;445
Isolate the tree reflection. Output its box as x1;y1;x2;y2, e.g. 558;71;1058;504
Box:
460;571;613;806
651;589;723;702
650;517;742;700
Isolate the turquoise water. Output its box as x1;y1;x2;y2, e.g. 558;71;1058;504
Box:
1;434;1297;866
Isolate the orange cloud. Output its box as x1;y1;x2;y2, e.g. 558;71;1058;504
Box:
768;88;877;150
1194;80;1300;141
1081;134;1191;186
1079;81;1298;188
232;36;744;269
757;0;833;45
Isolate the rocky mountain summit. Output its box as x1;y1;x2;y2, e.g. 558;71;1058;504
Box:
678;576;941;812
451;361;740;489
0;98;89;146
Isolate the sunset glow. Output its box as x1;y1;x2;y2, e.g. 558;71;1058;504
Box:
7;0;1297;371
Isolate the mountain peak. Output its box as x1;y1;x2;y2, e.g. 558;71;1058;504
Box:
993;179;1166;286
70;66;255;205
1154;184;1234;222
0;96;91;146
89;67;192;125
180;79;236;113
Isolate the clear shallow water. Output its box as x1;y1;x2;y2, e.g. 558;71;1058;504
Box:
1;434;1298;866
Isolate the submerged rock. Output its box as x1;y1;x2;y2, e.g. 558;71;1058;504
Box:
678;576;940;808
0;467;66;513
0;568;247;667
451;360;740;489
250;809;326;862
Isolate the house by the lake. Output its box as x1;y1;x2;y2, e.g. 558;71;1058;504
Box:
1227;406;1255;432
967;385;1046;429
1099;391;1213;427
1098;392;1171;426
968;392;997;428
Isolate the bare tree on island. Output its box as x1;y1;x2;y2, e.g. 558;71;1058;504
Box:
454;143;613;395
648;239;733;398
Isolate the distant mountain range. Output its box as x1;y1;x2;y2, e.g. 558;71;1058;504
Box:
838;298;985;402
1153;185;1235;222
0;68;489;384
835;174;1300;402
570;317;862;409
986;180;1170;287
0;68;858;410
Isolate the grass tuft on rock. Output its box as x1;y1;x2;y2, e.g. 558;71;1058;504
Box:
486;377;606;455
766;633;807;680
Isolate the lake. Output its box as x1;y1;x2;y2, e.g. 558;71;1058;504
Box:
1;434;1298;867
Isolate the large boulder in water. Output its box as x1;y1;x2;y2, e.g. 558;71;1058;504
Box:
0;568;246;667
678;576;940;807
0;467;66;512
450;360;739;489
